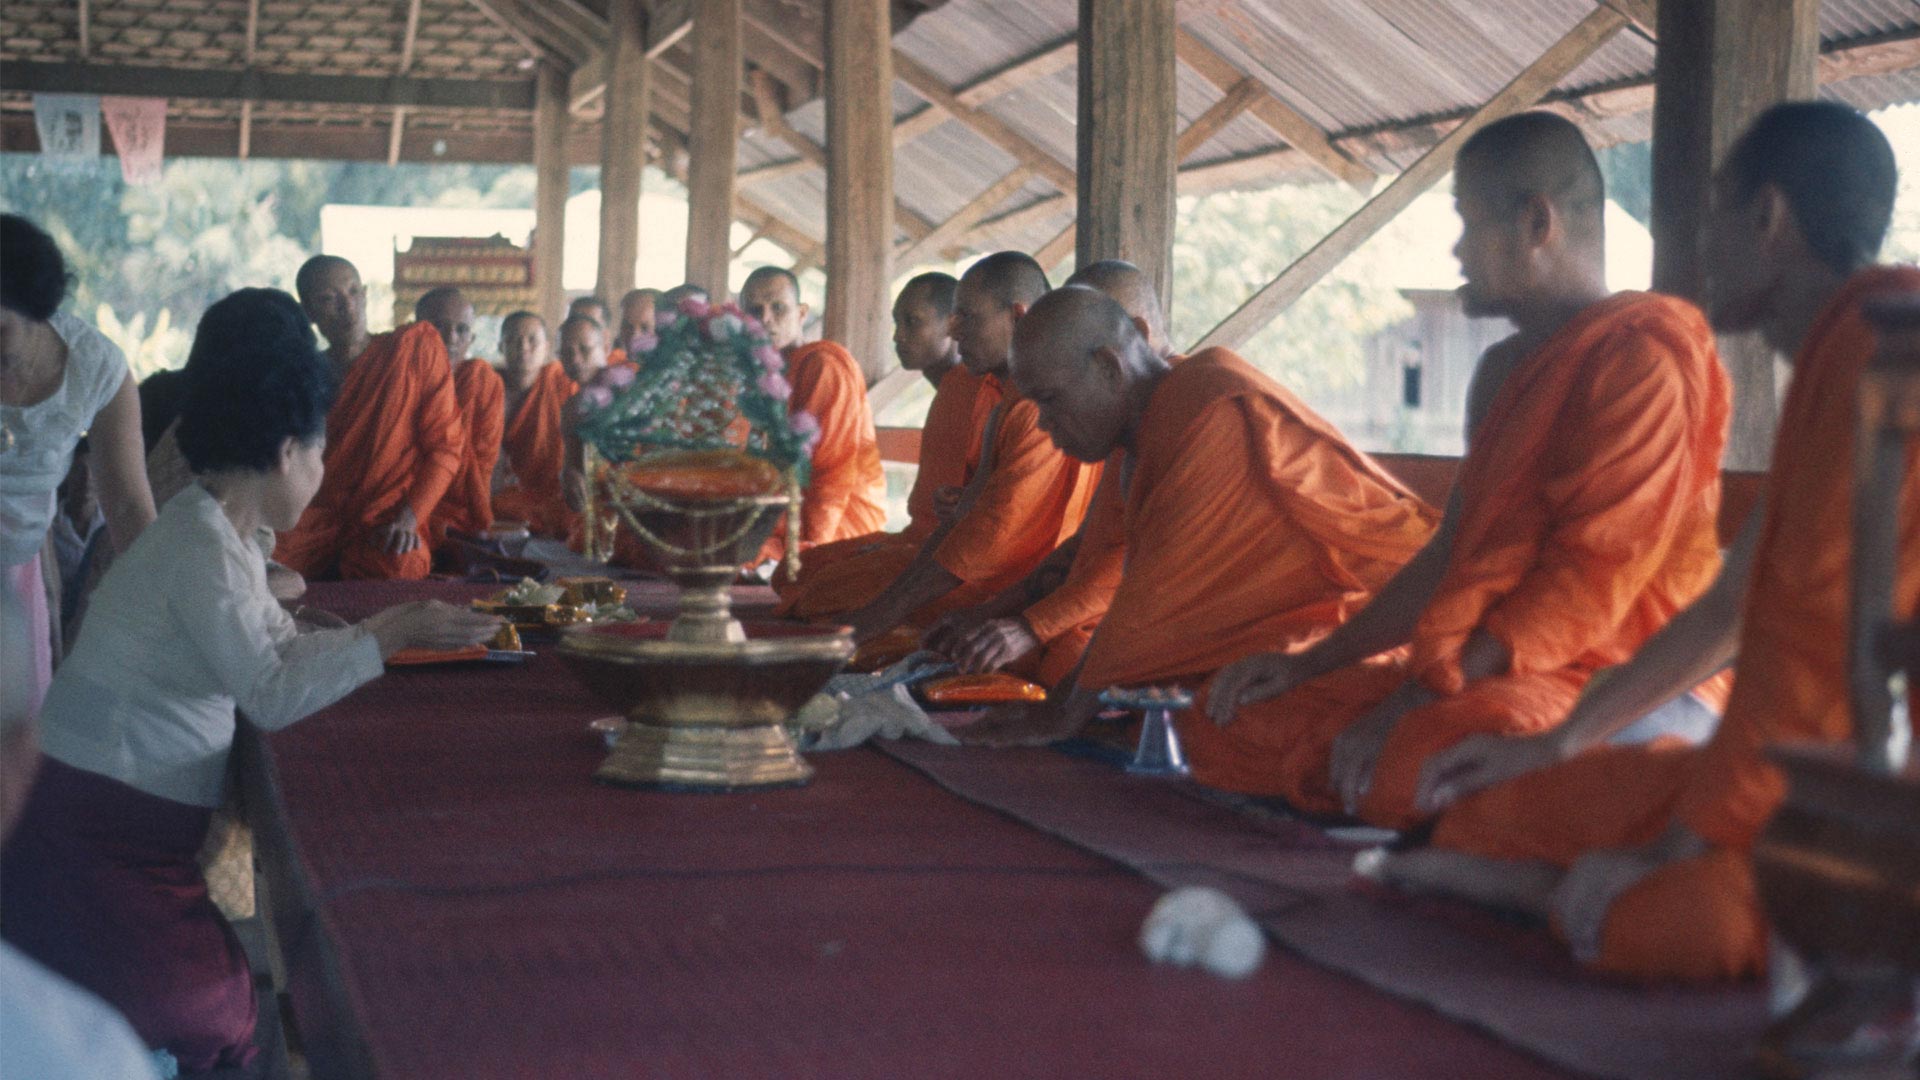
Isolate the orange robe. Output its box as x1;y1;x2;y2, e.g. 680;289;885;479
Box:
431;358;504;543
274;322;465;580
1430;267;1920;981
1195;292;1733;830
1071;349;1436;696
776;372;1004;616
490;363;579;538
760;340;887;564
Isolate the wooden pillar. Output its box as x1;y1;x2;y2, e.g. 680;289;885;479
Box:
685;0;741;296
596;0;651;305
1651;0;1818;470
825;0;894;378
533;59;571;324
1076;0;1178;316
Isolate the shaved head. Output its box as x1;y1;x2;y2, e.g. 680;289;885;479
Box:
415;286;475;362
1456;111;1605;243
740;266;807;350
1010;286;1169;462
295;254;357;299
1065;259;1167;354
295;254;365;350
617;288;661;351
663;283;710;308
963;251;1051;308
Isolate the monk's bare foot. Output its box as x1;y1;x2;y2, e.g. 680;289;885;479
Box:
1371;848;1559;919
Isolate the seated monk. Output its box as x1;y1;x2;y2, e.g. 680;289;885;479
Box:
416;286;502;549
273;255;466;580
927;259;1171;687
817;253;1102;643
489;312;579;538
1374;103;1919;982
612;287;663;367
1202;112;1733;831
963;287;1438;745
773;271;976;586
568;294;610;331
739;266;887;564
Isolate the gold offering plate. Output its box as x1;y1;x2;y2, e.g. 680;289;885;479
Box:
471;596;591;630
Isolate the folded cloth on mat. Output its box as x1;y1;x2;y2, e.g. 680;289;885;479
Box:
802;655;960;751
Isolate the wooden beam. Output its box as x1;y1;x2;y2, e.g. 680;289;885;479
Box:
464;0;547;58
77;0;90;60
685;0;742;294
597;0;651;303
895;166;1032;268
389;0;424;168
1602;0;1660;38
1652;0;1816;471
1174;28;1373;191
891;105;947;147
0;61;535;111
533;61;571;322
891;49;1078;194
237;100;253;160
1175;76;1264;162
825;0;896;380
865;367;921;413
387;107;407;166
469;0;594;63
1195;4;1631;351
1033;224;1075;275
568;0;692;114
958;36;1077;106
1078;0;1178;307
731;223;768;258
738;156;814;185
240;0;259;160
748;69;936;241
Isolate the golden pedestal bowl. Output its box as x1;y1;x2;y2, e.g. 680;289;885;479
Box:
564;474;849;789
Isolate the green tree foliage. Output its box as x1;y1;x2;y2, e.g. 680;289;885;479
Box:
1168;182;1413;398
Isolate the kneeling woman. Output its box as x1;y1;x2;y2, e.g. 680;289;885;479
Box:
0;288;500;1072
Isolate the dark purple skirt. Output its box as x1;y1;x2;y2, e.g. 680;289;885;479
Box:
1;756;258;1072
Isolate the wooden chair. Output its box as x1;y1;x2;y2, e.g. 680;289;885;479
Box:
1753;294;1920;1078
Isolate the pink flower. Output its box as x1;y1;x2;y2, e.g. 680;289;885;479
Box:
742;315;767;339
656;310;679;328
678;296;711;319
627;331;659;355
753;344;784;373
602;364;636;389
791;410;821;453
582;385;614;411
705;312;744;342
756;371;791;402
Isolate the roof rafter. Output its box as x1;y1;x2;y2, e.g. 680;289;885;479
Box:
0;61;536;111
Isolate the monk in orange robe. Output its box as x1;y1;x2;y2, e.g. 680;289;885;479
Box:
739;266;887;564
964;287;1438;746
927;260;1171;687
774;272;973;588
1373;103;1917;983
274;255;465;580
416;286;502;545
489;312;580;537
828;252;1102;643
1201;113;1732;831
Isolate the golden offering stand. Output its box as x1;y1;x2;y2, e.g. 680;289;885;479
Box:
1751;294;1920;1079
560;448;853;790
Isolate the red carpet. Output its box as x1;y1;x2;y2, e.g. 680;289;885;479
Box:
880;739;1771;1080
248;581;1581;1079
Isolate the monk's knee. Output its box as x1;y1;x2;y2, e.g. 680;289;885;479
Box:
1590;849;1768;982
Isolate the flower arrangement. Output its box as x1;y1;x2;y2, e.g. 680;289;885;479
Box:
572;295;818;484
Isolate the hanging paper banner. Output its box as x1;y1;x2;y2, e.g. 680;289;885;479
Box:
32;94;100;162
101;96;167;185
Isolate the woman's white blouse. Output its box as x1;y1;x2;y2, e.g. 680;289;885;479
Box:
0;311;129;566
37;483;384;808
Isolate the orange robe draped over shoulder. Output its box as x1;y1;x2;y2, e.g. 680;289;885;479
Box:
1430;267;1920;982
274;321;465;580
490;363;579;538
1073;348;1436;695
1194;292;1733;830
431;357;504;543
776;372;1006;618
760;340;887;564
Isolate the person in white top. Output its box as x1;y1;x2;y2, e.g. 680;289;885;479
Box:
0;287;499;1073
0;706;159;1080
0;214;158;722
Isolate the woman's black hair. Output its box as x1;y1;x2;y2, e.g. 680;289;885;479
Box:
0;214;72;320
177;289;337;474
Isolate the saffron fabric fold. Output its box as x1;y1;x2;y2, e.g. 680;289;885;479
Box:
759;340;887;565
1430;267;1920;980
273;322;465;579
1194;293;1733;831
431;357;504;543
490;363;579;538
1080;348;1437;695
